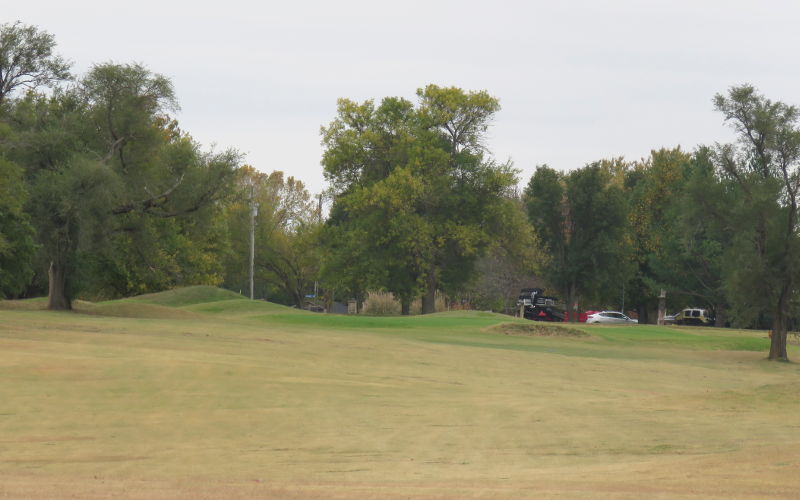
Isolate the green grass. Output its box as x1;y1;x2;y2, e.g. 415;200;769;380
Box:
582;323;771;351
117;285;244;307
2;287;800;499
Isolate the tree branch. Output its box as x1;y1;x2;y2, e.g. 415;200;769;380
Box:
111;174;184;215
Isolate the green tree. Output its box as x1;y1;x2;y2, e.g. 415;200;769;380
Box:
456;196;540;313
0;21;71;104
222;167;318;306
643;148;729;324
0;157;36;297
710;84;800;360
321;85;518;314
6;63;237;309
524;164;627;320
623;148;693;322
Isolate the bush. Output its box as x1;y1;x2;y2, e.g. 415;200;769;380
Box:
362;291;401;316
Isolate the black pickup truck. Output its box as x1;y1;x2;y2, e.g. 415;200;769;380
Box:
517;288;565;322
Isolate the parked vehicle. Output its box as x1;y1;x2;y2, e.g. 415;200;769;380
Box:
517;288;565;322
674;308;714;326
586;311;638;324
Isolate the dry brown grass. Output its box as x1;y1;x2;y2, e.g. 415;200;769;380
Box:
362;291;402;315
487;322;588;337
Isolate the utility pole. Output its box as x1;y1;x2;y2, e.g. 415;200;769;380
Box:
314;192;322;307
249;185;258;300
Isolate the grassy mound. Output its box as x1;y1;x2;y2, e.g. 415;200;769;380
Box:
120;285;244;307
182;298;302;316
488;321;589;337
0;297;47;311
73;300;206;320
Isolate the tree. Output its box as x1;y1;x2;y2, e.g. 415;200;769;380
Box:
321;85;518;314
6;63;238;309
0;157;36;297
457;199;540;313
644;148;730;325
524;164;627;320
0;21;70;103
623;148;693;323
222;167;319;306
710;84;800;361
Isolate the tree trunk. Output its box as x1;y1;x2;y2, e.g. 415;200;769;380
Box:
422;269;436;315
400;299;411;316
714;304;727;328
639;304;649;325
566;281;577;323
638;306;650;325
769;292;790;361
291;285;304;309
47;261;71;310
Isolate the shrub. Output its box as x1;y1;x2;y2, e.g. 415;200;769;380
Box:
362;291;401;316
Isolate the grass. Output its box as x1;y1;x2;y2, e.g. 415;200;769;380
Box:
1;287;800;499
112;285;244;307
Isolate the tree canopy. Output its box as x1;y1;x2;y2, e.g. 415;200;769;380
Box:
321;85;519;313
0;21;70;103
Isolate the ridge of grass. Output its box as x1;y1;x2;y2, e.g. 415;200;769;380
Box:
182;298;301;316
72;300;207;320
117;285;244;307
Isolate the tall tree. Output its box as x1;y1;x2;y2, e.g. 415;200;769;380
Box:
7;63;238;309
222;167;318;306
644;148;729;324
525;164;627;320
321;86;518;314
0;21;70;103
0;157;36;297
457;196;540;313
711;84;800;361
623;148;692;322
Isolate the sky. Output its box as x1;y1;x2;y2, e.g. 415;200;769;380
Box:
7;0;800;194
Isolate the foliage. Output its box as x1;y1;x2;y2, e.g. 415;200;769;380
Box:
622;148;708;322
707;84;800;360
320;85;519;314
644;149;729;323
2;63;238;308
524;163;627;319
0;21;71;103
0;157;35;296
221;166;319;306
454;196;540;313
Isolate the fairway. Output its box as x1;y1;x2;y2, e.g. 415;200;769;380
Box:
2;287;800;499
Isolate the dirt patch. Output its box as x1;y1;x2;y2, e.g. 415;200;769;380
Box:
487;322;588;337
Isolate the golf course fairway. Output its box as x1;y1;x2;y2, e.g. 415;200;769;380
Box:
2;287;799;499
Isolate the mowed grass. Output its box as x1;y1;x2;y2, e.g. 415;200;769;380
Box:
2;287;800;499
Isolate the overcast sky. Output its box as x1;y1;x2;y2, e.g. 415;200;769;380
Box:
7;1;800;194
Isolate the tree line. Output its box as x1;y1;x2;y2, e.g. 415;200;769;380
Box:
2;22;799;360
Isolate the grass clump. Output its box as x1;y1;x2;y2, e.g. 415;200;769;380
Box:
362;291;401;315
362;290;449;315
488;322;588;337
